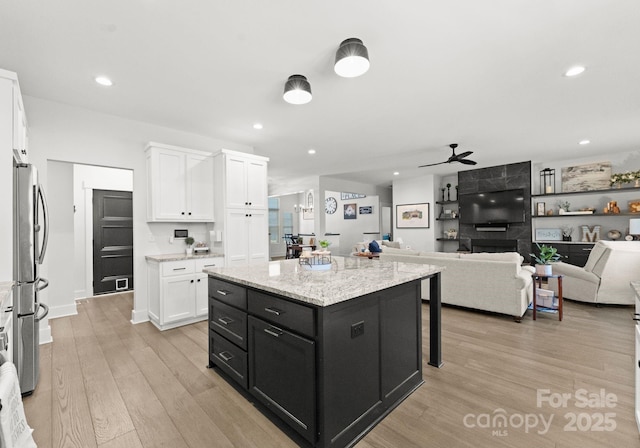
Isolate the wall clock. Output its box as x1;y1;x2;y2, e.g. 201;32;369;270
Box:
325;197;337;214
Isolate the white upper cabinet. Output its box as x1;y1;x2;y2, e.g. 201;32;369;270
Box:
12;85;28;163
223;152;268;210
146;142;214;222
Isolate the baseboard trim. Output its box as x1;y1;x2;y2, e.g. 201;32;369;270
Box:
131;308;149;325
39;325;52;345
47;303;78;320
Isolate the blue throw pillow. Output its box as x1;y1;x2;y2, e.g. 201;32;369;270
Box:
369;240;381;253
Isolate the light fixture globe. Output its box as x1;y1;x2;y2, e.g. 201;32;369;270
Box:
334;38;370;78
283;74;312;105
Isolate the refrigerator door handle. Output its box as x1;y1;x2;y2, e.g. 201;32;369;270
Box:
37;184;49;265
35;303;49;322
37;277;49;291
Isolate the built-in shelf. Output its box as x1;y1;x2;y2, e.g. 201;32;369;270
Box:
436;200;458;205
436;217;459;221
436;238;460;242
532;186;640;198
533;212;640;218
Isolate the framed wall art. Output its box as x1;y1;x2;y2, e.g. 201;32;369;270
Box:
359;206;373;215
344;203;357;219
561;162;611;192
396;203;430;228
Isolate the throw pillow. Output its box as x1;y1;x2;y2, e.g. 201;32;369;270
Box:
369;240;382;253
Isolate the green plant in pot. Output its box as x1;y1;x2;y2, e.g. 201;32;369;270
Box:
185;236;195;255
318;240;331;250
529;243;562;276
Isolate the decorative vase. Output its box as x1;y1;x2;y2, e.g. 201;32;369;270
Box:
186;247;193;255
535;264;552;276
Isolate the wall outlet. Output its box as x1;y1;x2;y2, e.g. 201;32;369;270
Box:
351;321;365;339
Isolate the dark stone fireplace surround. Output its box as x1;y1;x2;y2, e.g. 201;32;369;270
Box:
457;161;532;262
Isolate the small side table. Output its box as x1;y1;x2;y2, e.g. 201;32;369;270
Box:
532;274;563;321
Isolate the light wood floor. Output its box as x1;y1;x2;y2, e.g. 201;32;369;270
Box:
23;292;640;447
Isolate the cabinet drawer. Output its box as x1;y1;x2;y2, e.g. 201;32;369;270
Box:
248;290;315;338
162;260;195;276
196;257;224;272
210;298;247;350
209;279;247;309
210;331;248;389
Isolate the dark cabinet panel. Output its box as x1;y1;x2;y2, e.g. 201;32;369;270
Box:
248;290;315;337
209;298;247;350
248;316;316;443
210;330;248;389
209;278;247;309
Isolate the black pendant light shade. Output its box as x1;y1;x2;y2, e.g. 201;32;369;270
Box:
283;74;312;105
334;38;370;78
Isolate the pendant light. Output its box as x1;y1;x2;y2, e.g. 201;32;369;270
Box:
283;74;312;105
334;38;370;78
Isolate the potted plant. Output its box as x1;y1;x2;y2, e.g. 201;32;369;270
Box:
185;236;195;255
529;243;562;276
318;240;331;251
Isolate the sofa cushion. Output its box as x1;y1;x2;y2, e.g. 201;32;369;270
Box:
583;241;609;273
381;240;401;249
459;252;523;264
418;251;460;258
382;247;421;256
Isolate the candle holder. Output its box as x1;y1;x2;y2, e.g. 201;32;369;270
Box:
540;168;555;194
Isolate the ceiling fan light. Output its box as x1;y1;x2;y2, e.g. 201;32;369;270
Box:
283;74;312;105
334;38;370;78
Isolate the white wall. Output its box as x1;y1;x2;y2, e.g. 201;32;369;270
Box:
324;191;380;255
25;95;253;339
73;164;133;300
391;174;437;251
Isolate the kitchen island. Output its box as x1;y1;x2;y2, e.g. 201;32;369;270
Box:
204;256;443;448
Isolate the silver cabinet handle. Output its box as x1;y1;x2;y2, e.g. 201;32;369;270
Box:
264;327;283;337
219;351;233;362
217;316;234;326
173;267;186;271
204;264;216;267
264;307;283;316
216;290;230;296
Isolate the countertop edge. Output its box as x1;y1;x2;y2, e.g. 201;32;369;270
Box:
146;253;225;262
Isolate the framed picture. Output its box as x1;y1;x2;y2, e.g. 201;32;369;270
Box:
561;162;611;192
359;206;373;215
536;202;545;216
344;203;357;219
396;203;430;228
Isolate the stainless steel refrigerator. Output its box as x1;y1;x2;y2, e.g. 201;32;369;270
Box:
13;161;49;395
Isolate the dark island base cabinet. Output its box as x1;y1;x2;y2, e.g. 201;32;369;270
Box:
208;278;424;448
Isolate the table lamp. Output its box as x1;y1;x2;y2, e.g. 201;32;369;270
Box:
629;218;640;240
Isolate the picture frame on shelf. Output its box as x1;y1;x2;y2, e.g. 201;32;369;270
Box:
536;202;545;216
535;228;562;241
396;203;430;228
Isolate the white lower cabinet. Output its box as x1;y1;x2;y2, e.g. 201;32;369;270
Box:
225;209;269;267
147;256;223;330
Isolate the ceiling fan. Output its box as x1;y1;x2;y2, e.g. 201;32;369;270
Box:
419;143;477;168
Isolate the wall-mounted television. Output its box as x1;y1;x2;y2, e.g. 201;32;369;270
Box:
459;189;526;225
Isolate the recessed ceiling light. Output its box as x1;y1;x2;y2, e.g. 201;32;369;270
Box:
393;171;399;176
253;123;263;130
579;139;590;145
564;66;586;77
308;149;316;155
95;76;113;86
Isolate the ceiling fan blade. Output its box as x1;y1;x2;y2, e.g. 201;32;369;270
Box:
418;161;446;168
458;159;477;165
455;151;473;159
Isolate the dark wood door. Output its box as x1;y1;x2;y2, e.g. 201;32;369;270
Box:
93;189;133;295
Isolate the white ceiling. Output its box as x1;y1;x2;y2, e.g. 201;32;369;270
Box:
1;1;639;188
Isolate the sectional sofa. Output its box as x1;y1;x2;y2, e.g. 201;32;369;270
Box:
378;248;535;320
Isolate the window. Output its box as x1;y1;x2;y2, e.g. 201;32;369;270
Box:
282;212;293;237
268;197;279;244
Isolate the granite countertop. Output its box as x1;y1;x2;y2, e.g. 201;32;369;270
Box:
0;281;14;307
632;281;640;298
146;252;225;262
204;256;444;307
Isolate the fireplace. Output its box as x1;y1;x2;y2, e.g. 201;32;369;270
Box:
472;239;518;253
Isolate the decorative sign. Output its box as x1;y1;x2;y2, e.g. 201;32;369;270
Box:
359;206;373;215
341;192;366;200
534;228;562;241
